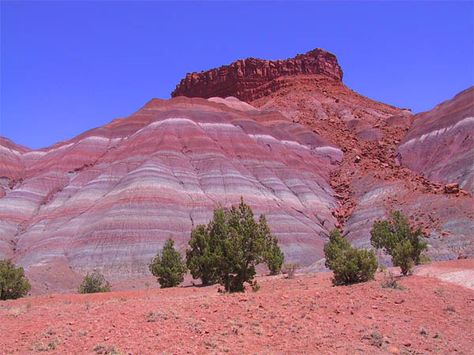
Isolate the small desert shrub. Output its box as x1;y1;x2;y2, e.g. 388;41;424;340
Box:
0;259;31;300
370;211;428;275
93;344;122;355
78;271;111;294
381;270;403;290
186;198;284;292
7;304;30;317
250;280;260;292
149;238;187;288
324;229;378;286
33;340;59;352
283;263;298;279
260;215;284;275
146;311;157;322
367;331;383;348
433;287;444;297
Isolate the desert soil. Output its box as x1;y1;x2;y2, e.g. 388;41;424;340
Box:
1;260;473;354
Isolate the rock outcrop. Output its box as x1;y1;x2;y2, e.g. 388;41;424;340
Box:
172;49;343;101
398;87;474;192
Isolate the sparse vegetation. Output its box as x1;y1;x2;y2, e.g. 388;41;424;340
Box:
0;259;31;300
366;330;383;348
250;280;260;292
370;211;428;275
78;271;111;294
434;287;445;297
146;311;157;322
33;340;60;352
381;270;404;290
93;344;122;355
324;229;378;286
283;263;298;279
187;198;284;292
7;304;31;317
149;238;187;288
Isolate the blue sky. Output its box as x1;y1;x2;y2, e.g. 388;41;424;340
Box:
1;1;473;149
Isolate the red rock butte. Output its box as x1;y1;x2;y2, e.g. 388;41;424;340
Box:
171;48;343;101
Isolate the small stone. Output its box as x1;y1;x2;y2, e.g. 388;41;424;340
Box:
388;346;400;354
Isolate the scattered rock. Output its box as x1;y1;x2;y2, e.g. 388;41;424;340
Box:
444;183;460;194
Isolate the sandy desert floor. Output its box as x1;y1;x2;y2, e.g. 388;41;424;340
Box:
1;260;473;354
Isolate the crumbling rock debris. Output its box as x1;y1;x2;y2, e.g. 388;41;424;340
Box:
444;183;460;194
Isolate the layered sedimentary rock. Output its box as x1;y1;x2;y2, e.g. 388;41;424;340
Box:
0;97;342;291
256;83;473;263
398;87;474;192
172;49;343;101
173;49;474;264
2;48;473;292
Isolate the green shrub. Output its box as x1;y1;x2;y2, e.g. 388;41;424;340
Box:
370;211;428;275
214;201;264;292
0;259;31;300
186;198;284;292
149;238;187;288
186;224;220;286
324;229;378;286
78;270;111;294
260;215;284;275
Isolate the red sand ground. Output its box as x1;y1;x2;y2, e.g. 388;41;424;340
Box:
1;261;473;354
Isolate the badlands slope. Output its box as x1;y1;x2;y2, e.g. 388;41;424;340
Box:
0;48;473;291
0;97;342;292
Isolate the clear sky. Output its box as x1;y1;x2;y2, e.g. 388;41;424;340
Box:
1;1;473;149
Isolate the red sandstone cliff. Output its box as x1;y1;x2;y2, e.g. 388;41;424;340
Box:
171;49;343;101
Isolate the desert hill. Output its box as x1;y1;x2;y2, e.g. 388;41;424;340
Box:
0;48;472;292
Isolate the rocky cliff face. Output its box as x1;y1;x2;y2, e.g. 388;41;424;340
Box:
171;49;343;101
398;87;474;192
